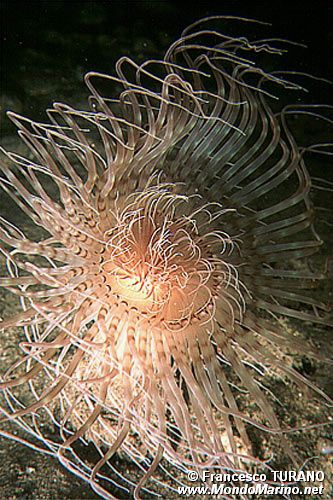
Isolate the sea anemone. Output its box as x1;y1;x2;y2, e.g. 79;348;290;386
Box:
0;16;332;499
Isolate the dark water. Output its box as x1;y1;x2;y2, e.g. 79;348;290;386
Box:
1;1;332;133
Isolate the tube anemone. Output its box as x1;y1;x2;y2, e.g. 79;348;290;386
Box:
0;16;332;499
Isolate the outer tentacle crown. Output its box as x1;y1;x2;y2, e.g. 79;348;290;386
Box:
0;16;332;499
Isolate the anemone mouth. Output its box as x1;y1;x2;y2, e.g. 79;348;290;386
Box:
101;182;240;331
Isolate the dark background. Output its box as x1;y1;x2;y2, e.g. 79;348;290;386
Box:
1;0;332;133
